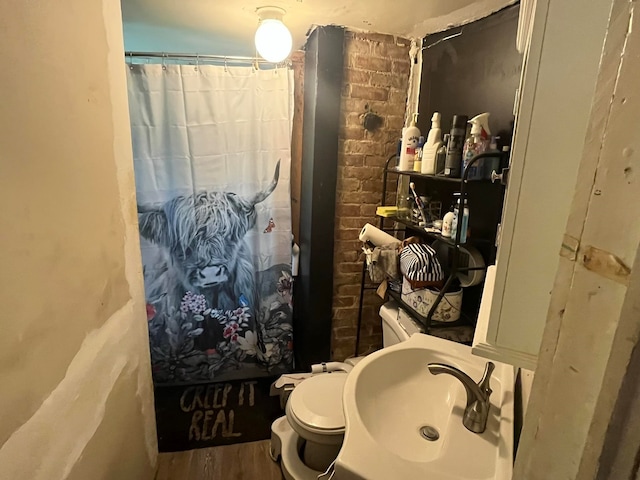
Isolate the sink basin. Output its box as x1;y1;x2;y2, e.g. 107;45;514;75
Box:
335;333;514;480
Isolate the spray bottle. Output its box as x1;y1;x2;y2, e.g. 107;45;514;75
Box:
462;113;491;179
421;112;443;175
398;113;421;171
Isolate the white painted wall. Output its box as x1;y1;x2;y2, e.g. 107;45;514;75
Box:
0;1;157;478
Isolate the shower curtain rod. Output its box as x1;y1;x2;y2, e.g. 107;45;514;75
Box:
124;51;289;66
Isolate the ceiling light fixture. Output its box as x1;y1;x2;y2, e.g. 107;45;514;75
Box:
255;6;292;63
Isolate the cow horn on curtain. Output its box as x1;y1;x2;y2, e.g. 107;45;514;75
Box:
250;159;280;206
127;63;294;386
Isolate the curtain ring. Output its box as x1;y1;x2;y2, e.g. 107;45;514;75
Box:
224;57;229;73
195;54;199;72
162;53;167;71
128;52;134;70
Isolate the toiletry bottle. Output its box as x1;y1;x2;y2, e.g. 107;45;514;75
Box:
482;135;501;179
451;194;470;243
461;199;470;242
407;147;415;171
451;193;460;239
444;115;468;177
398;113;421;171
396;176;411;219
462;113;491;180
413;136;425;172
435;133;449;175
442;207;455;238
421;112;443;175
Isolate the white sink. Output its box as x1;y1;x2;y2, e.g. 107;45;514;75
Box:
335;333;514;480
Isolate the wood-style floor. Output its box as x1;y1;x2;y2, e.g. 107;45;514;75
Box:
155;440;284;480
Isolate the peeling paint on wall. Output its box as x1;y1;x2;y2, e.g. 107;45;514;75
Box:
582;245;631;285
0;302;151;480
515;0;640;478
0;0;157;478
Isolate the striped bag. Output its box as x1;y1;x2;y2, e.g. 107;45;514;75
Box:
400;243;444;288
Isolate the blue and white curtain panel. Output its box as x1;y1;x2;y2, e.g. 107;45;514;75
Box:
127;63;294;386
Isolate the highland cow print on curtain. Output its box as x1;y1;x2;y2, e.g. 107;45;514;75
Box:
127;64;294;386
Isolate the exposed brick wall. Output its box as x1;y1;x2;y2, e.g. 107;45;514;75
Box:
331;31;411;361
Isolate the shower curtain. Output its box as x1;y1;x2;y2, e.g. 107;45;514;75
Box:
127;63;294;386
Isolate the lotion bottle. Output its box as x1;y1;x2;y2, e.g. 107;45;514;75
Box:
421;112;443;175
398;113;421;171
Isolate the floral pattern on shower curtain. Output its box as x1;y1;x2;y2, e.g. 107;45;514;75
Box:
127;63;294;385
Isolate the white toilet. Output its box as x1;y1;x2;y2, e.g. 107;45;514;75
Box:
270;301;422;480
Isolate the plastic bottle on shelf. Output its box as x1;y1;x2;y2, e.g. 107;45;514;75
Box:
421;112;443;175
451;194;460;239
406;150;415;172
451;193;470;243
442;208;455;238
413;136;425;172
460;200;470;242
482;135;501;179
444;114;468;178
435;134;449;175
462;113;491;180
395;176;411;219
398;113;421;171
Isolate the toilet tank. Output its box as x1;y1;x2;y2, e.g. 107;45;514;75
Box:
379;301;423;347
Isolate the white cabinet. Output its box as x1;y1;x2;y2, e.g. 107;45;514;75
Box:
471;0;613;370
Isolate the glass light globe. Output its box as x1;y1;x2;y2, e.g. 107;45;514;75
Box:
255;18;293;63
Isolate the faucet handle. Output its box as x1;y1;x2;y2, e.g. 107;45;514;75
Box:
478;362;495;397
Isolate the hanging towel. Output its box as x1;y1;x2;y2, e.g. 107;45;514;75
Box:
364;244;399;283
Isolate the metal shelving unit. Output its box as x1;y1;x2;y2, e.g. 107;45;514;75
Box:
354;152;507;355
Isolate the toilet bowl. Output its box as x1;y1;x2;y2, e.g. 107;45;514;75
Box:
286;372;347;471
270;372;348;479
271;301;422;479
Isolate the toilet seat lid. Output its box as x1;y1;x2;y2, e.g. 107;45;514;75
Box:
288;373;347;432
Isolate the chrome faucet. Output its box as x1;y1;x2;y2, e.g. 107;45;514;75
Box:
427;361;495;434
